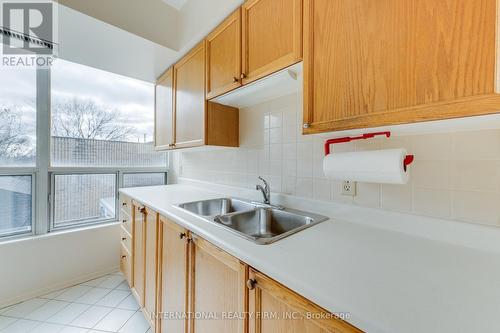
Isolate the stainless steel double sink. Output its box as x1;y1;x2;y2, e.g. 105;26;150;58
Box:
176;198;329;245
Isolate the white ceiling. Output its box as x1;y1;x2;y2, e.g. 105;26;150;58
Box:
161;0;188;10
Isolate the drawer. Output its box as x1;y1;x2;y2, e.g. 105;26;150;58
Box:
120;225;132;253
120;245;132;287
120;195;132;215
120;210;132;234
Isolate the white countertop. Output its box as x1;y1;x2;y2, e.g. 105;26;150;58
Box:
120;183;500;333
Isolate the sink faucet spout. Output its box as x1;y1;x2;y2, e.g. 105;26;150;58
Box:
256;176;271;204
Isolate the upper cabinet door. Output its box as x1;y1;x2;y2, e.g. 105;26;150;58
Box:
206;9;242;99
174;41;207;149
241;0;302;85
303;0;499;134
154;68;174;150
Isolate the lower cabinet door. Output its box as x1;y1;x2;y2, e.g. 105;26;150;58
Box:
144;208;159;329
132;203;146;307
190;235;247;333
158;217;190;333
120;245;132;287
247;268;363;333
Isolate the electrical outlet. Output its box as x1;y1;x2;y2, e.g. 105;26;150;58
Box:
342;181;356;196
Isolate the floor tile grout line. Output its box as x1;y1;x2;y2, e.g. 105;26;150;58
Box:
79;305;114;332
0;315;19;331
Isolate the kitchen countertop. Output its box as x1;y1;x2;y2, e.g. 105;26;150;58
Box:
120;183;500;333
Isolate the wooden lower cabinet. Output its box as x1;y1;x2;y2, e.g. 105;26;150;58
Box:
144;208;160;329
247;268;362;333
120;245;132;287
189;235;247;333
122;195;361;333
132;202;146;307
158;217;190;333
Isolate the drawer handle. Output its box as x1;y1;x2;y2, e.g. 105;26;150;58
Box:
122;202;127;207
122;219;127;224
179;232;186;240
121;255;127;260
122;237;127;241
246;279;257;290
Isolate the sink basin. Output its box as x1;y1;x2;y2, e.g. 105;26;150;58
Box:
176;198;329;244
177;198;255;217
215;207;328;245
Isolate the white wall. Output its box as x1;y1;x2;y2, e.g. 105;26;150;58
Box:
173;92;500;227
0;223;120;308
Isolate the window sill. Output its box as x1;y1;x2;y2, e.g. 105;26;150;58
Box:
0;221;120;246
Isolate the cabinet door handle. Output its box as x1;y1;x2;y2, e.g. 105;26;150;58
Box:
246;279;257;290
240;73;247;79
233;76;239;83
179;232;187;240
139;206;146;214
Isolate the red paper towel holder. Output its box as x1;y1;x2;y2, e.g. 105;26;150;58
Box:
324;131;415;171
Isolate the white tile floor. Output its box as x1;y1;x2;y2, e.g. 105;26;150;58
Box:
0;272;151;333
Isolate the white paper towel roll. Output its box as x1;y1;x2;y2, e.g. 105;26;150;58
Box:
323;149;410;184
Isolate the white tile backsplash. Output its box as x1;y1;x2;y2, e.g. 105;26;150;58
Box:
176;92;500;227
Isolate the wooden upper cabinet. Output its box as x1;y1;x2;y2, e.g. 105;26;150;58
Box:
155;68;175;150
242;0;302;84
206;9;242;99
303;0;500;134
158;217;190;333
190;236;247;333
174;41;207;149
248;268;362;333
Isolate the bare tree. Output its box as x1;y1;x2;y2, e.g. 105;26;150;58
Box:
52;98;135;141
0;107;31;158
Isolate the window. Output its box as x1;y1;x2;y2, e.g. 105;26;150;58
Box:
52;173;116;229
0;67;37;238
0;58;168;239
0;67;36;167
50;60;165;167
123;172;167;188
0;175;33;237
49;59;167;230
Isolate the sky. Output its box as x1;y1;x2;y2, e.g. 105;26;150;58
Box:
0;58;155;146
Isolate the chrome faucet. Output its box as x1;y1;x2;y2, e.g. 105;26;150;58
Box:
256;176;270;204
